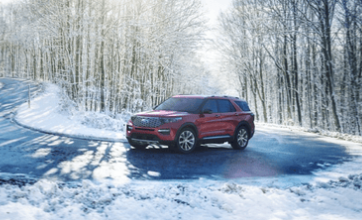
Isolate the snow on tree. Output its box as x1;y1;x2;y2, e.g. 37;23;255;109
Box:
216;0;362;135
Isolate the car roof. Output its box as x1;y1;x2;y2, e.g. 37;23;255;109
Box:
172;95;246;101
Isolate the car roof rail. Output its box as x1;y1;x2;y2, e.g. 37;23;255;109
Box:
222;95;240;99
174;95;242;99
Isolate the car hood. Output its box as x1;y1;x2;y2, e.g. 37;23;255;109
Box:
135;110;190;117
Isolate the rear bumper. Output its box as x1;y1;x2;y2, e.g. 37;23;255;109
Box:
249;121;255;139
250;127;255;138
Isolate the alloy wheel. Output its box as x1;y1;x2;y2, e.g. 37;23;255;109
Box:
237;128;248;148
178;130;195;151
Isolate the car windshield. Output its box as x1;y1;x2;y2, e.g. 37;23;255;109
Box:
155;98;203;112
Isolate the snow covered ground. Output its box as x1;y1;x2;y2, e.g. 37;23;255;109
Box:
256;123;362;144
15;83;130;142
0;159;362;220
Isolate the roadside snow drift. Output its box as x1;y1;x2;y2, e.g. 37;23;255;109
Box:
0;175;362;220
1;156;362;220
15;84;127;142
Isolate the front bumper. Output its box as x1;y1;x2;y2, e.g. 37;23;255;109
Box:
126;121;178;145
126;136;174;146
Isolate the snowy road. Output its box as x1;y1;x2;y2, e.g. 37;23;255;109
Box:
0;78;359;182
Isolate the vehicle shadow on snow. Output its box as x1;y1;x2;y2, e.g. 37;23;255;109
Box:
125;144;245;180
124;131;356;180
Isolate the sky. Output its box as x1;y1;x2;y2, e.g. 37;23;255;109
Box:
201;0;233;25
0;0;233;25
0;0;13;4
199;0;236;95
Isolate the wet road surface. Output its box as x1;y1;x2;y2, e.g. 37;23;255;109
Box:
0;78;359;182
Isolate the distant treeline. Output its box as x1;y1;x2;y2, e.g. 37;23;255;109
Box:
0;0;208;114
219;0;362;135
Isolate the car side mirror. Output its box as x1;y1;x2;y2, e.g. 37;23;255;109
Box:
202;109;213;114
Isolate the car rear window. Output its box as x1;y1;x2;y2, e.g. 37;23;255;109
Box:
234;101;251;111
155;98;204;112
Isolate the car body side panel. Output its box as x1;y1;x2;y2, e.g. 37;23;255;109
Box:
195;113;224;138
218;112;241;136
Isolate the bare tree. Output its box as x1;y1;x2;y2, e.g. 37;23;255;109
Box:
0;0;208;115
217;0;362;135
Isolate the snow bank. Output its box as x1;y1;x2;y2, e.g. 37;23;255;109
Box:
256;122;362;144
15;83;128;142
0;174;361;220
2;156;362;219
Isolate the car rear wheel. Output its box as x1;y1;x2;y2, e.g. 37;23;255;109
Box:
175;128;197;154
231;126;249;150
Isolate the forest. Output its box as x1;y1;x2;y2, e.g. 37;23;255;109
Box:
0;0;208;114
218;0;362;135
1;0;361;136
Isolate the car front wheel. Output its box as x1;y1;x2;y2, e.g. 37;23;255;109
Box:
231;126;249;150
175;128;197;154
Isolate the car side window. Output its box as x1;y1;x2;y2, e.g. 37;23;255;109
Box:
218;100;236;113
235;101;251;111
202;100;218;113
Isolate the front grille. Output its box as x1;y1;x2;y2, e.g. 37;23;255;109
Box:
132;116;162;128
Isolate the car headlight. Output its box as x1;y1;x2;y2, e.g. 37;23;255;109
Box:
160;117;182;124
127;125;133;131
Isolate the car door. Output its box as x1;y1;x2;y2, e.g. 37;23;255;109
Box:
234;100;252;123
196;99;224;138
217;99;238;136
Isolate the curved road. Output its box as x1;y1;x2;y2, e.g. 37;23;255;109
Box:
0;78;360;182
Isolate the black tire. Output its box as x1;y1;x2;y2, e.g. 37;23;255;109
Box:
175;128;197;154
128;140;148;150
231;126;249;150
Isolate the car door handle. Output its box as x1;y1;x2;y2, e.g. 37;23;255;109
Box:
215;115;220;118
235;113;239;116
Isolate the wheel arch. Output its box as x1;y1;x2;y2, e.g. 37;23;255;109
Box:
234;121;251;138
174;122;199;141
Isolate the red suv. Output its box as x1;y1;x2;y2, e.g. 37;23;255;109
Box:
126;95;255;153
